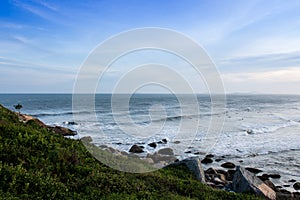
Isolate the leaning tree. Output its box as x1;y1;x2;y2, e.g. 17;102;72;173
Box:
14;103;23;114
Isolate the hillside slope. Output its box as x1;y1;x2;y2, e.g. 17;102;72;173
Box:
0;104;260;199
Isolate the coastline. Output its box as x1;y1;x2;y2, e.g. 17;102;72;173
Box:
11;106;299;198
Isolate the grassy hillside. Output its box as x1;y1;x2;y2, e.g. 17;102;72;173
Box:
0;104;261;199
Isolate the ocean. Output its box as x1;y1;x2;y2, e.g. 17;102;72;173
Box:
0;94;299;189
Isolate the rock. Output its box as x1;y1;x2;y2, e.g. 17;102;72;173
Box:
246;129;254;134
221;162;235;169
218;173;227;182
232;166;276;200
49;126;77;136
294;182;300;190
264;180;277;192
184;151;192;153
158;148;174;155
142;158;154;164
148;142;157;148
64;121;78;125
258;176;269;182
206;154;214;158
147;152;176;163
162;138;167;144
173;141;180;144
201;157;213;164
289;179;296;183
194;152;200;155
268;174;281;179
81;136;93;143
276;190;293;200
129;144;144;153
245;167;263;174
215;158;223;162
213;177;225;185
283;184;290;187
205;168;218;175
171;157;206;183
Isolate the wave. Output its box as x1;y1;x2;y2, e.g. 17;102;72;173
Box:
33;110;92;117
241;120;297;134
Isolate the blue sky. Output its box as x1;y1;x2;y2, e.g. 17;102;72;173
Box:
1;0;300;94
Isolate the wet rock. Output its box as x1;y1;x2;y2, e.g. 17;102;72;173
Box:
184;151;192;153
158;148;174;155
148;142;157;148
194;152;200;155
245;167;263;174
64;121;78;125
246;129;254;134
206;154;214;158
289;179;296;183
173;141;180;144
215;158;223;162
201;157;213;164
129;144;144;153
294;182;300;190
221;162;235;169
283;184;290;187
268;174;281;179
162;138;168;144
232;166;276;200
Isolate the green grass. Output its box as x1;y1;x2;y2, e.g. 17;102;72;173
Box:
0;104;262;199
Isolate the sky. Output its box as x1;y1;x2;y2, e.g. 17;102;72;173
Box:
1;0;300;94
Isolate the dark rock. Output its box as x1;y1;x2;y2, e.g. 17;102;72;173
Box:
245;167;263;174
148;142;157;148
288;179;296;183
162;138;167;144
239;160;243;163
129;144;144;153
158;148;174;155
268;174;281;179
258;175;269;182
194;152;200;155
215;158;223;162
232;166;276;200
206;154;214;158
185;151;192;153
49;126;77;136
157;141;163;144
205;168;218;175
114;142;122;145
221;162;235;169
283;184;290;187
246;129;254;134
279;189;291;194
173;141;180;144
294;182;300;190
64;121;78;125
201;157;213;164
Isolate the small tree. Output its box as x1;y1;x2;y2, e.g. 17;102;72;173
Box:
14;103;23;114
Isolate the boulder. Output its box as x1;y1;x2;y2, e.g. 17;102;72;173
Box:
148;142;157;148
81;136;93;143
147;152;176;163
294;182;300;190
232;166;276;200
162;138;168;144
158;148;174;155
205;168;218;175
245;167;263;174
268;174;281;179
201;157;213;164
171;158;206;183
49;126;77;136
129;144;144;153
221;162;235;169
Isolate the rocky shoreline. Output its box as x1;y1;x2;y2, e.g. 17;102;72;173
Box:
94;138;300;200
16;113;299;199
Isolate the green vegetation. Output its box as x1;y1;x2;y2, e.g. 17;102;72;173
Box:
0;104;261;199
